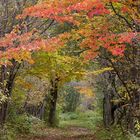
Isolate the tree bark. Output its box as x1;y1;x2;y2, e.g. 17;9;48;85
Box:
103;92;114;127
48;78;58;126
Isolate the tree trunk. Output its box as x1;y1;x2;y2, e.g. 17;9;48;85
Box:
0;65;7;125
0;62;20;125
103;92;114;127
48;78;58;126
0;101;8;125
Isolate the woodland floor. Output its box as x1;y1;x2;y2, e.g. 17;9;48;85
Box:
18;125;98;140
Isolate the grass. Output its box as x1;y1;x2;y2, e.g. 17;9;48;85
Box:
59;110;131;140
59;110;102;130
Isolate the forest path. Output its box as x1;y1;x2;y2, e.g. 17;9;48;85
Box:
19;125;98;140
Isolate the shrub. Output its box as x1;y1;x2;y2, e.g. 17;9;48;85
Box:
96;125;129;140
0;124;16;140
8;114;32;134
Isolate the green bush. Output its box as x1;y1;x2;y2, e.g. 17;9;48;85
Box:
0;115;45;140
0;125;16;140
8;114;32;134
96;125;129;140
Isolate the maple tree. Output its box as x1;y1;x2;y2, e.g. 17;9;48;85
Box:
1;0;133;73
1;0;139;66
25;51;85;126
19;0;139;59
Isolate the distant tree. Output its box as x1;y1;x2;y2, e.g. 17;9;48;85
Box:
63;86;80;112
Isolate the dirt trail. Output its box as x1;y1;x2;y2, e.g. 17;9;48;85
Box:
18;126;98;140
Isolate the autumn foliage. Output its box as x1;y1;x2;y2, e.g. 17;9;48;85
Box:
17;0;140;60
0;0;138;65
0;30;64;65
